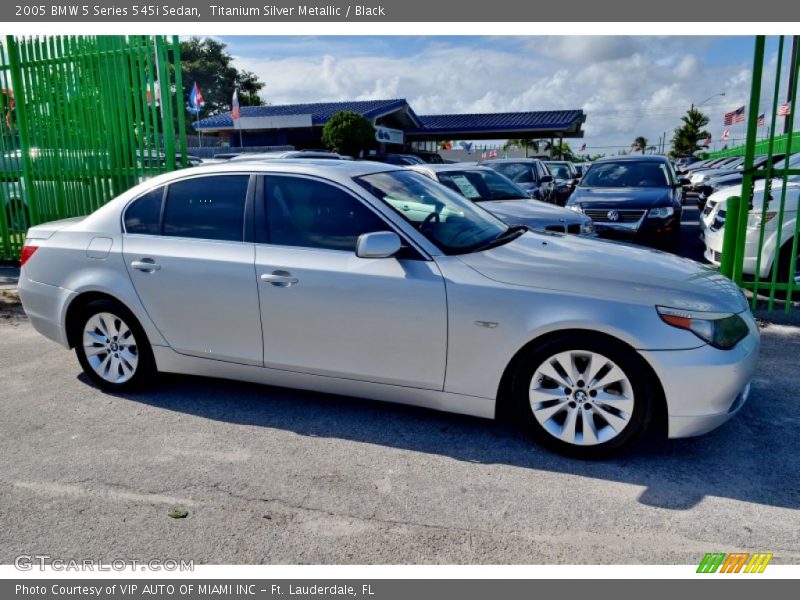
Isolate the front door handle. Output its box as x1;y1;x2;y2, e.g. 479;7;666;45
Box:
130;259;161;272
260;270;298;287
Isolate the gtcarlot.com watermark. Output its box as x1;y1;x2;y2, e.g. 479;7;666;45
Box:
14;555;194;572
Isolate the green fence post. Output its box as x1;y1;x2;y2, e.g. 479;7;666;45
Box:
154;36;176;171
720;196;741;279
171;35;188;168
732;35;765;286
6;35;39;227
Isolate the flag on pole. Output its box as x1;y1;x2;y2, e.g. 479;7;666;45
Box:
578;143;586;152
459;141;473;155
723;106;746;125
145;76;161;106
704;136;712;147
777;102;792;117
480;151;487;160
757;113;766;126
488;149;497;159
231;89;241;121
188;82;205;113
721;129;730;141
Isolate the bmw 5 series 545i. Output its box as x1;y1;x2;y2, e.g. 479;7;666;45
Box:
18;160;759;457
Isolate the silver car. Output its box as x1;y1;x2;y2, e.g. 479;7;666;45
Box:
407;164;595;236
18;160;759;457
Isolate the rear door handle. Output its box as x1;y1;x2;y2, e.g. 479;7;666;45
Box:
260;270;298;287
130;259;161;272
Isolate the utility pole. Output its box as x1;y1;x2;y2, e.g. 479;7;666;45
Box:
785;36;799;134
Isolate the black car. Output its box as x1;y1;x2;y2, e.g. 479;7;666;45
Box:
545;161;580;205
479;158;555;203
366;153;426;166
566;155;684;248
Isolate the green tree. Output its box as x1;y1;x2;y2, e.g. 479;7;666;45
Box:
633;136;648;154
502;138;552;157
321;111;376;158
179;37;265;115
671;107;711;157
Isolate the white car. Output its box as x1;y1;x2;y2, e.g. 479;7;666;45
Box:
703;180;800;282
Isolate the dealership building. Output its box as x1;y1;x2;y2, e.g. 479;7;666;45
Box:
193;98;586;154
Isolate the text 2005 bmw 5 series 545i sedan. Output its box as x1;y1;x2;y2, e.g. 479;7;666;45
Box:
18;160;759;457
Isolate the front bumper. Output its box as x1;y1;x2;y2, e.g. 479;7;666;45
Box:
593;214;680;242
640;313;760;438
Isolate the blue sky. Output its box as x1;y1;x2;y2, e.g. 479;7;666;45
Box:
216;36;790;153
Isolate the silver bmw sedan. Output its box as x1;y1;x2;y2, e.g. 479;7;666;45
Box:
18;160;759;457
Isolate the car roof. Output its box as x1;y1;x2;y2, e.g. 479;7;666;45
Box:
593;155;671;163
407;163;491;173
135;159;403;188
480;158;543;164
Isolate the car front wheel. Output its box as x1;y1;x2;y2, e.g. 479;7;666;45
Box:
512;335;656;457
74;299;155;392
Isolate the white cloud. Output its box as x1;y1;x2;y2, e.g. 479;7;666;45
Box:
230;36;761;153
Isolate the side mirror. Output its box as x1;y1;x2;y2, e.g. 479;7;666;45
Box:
356;231;402;259
539;174;554;183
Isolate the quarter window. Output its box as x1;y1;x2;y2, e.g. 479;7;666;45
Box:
163;175;249;242
124;187;163;235
265;176;389;251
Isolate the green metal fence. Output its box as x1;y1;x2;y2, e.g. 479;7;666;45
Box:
719;35;800;313
0;35;188;261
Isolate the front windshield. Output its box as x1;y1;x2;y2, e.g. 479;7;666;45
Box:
545;163;574;180
488;162;535;184
581;161;670;188
436;169;528;202
355;170;509;255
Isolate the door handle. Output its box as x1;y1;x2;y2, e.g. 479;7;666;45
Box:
260;270;298;287
130;259;161;272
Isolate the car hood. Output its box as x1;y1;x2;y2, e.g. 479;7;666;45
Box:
710;180;800;210
569;187;671;209
480;199;584;225
458;232;748;313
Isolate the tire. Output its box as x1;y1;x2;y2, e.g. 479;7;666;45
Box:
73;299;156;392
776;241;800;294
510;334;657;458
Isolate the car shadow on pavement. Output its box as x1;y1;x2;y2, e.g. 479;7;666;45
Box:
78;366;799;513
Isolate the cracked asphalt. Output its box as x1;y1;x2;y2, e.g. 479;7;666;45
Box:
0;314;798;565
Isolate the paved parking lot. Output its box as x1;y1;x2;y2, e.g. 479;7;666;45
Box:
0;204;798;565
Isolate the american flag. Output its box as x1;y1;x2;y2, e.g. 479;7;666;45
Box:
721;129;730;141
488;149;497;159
579;143;586;152
777;102;792;117
724;106;746;125
757;113;766;126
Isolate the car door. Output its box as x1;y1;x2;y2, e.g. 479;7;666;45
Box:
254;174;448;390
122;174;264;366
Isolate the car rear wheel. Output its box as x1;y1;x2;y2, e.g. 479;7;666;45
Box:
511;335;656;457
74;299;155;392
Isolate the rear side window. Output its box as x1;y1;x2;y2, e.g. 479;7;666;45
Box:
265;176;388;251
124;188;163;235
163;175;249;242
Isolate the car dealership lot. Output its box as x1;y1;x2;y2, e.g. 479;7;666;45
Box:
0;313;798;565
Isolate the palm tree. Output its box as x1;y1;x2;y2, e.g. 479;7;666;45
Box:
502;138;552;157
634;136;648;154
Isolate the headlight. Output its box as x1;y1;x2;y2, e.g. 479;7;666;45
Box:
747;211;777;228
656;306;749;349
581;220;595;235
648;206;675;218
567;203;583;213
691;173;706;184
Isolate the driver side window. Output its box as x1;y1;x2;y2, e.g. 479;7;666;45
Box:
264;176;389;252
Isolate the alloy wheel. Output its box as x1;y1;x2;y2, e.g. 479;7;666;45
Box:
529;350;635;446
82;312;139;384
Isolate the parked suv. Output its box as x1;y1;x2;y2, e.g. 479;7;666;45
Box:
480;158;555;203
